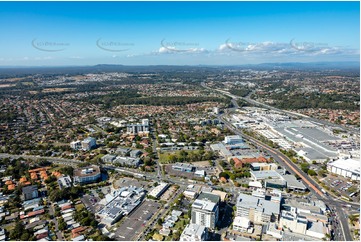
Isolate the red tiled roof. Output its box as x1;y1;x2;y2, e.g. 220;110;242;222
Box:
61;204;73;211
71;226;86;235
233;158;242;168
28;167;50;173
20;209;45;219
30;172;38;180
8;184;15;190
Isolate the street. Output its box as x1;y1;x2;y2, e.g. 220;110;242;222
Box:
217;97;355;241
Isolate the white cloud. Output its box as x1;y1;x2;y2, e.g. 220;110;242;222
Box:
216;40;358;59
158;46;175;53
118;40;359;64
158;46;208;54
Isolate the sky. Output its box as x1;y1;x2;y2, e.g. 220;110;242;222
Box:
0;1;359;66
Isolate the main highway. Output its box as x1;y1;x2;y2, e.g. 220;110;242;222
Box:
208;85;356;241
201;81;359;135
1;82;357;240
220;116;354;241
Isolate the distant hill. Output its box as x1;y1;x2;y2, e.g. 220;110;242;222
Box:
0;61;359;77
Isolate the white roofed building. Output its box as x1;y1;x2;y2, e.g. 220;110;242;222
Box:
180;223;208;241
233;216;250;232
191;199;219;229
149;182;169;198
327;157;360;180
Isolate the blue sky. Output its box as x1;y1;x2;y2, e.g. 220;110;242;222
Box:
0;1;359;66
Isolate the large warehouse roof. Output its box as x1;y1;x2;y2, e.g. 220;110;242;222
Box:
328;158;360;174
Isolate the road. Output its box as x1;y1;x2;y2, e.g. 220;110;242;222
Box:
202;81;358;135
136;186;184;241
0;153;82;167
152;137;162;178
1;86;356;241
243;95;359;135
49;202;64;240
203;81;357;240
217;103;355;241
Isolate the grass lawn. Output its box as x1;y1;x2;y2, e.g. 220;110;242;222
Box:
3;223;15;231
49;164;66;173
75;203;85;212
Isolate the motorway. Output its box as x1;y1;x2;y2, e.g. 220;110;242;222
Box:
203;81;358;240
216;98;356;241
205;82;359;135
1;83;358;240
242;95;359;135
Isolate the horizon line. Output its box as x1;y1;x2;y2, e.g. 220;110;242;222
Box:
0;61;360;69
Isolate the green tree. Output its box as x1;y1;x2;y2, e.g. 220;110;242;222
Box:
20;232;30;241
219;172;230;179
307;170;317;176
10;220;26;240
300;162;310;173
318;170;327;177
58;217;67;231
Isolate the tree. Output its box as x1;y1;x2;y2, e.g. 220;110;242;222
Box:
172;231;180;241
219;172;230;180
55;209;61;218
318;170;327;177
10;220;26;240
59;166;74;176
307;170;317;176
45;175;57;184
20;232;30;241
90;219;98;228
300;162;310;173
81;217;92;226
58;218;67;231
219;161;227;169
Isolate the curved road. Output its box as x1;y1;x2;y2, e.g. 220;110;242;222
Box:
218;103;355;241
202;81;358;135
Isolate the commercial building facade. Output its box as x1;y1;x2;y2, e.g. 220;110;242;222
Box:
180;223;208;241
327;158;360;180
236;193;280;225
81;137;96;151
191;199;219;229
73;165;101;184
